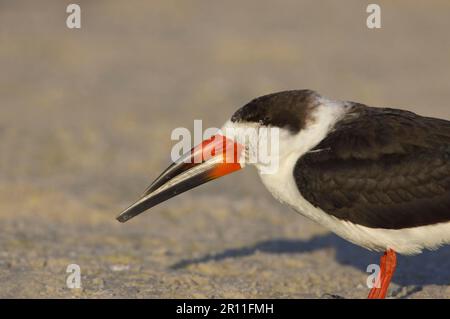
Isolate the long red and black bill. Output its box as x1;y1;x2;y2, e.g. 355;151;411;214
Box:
116;134;243;223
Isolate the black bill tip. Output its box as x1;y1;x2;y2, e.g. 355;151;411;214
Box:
116;211;133;223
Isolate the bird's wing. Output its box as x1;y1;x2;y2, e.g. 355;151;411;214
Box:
294;104;450;229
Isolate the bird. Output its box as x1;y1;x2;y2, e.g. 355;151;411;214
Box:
117;89;450;299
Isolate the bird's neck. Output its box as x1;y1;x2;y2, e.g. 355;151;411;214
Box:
256;99;349;210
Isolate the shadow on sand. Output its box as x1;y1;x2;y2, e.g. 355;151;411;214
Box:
171;233;450;297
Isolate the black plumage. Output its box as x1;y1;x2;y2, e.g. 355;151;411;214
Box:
294;104;450;229
231;90;318;133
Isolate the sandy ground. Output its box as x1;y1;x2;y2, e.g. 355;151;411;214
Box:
0;0;449;298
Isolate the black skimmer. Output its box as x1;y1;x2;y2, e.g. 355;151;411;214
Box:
117;90;450;298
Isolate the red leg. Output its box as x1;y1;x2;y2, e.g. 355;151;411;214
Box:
368;249;397;299
368;252;386;299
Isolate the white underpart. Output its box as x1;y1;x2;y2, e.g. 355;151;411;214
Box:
226;97;450;256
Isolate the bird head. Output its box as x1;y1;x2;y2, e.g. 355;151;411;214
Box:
116;90;327;222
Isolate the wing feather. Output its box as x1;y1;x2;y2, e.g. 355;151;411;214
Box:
294;105;450;229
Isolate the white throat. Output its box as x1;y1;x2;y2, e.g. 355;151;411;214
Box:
257;99;348;212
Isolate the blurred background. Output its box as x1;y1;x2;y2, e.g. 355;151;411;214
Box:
0;0;449;298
